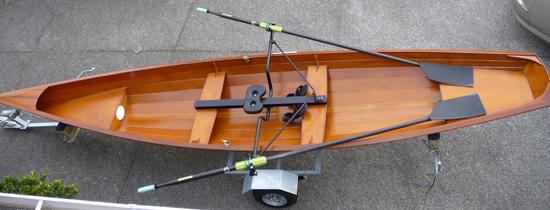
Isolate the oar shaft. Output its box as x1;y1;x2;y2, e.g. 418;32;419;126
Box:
282;30;418;66
268;116;430;161
157;167;231;188
139;166;235;192
196;8;419;66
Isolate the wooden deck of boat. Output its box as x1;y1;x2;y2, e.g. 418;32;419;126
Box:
0;50;548;151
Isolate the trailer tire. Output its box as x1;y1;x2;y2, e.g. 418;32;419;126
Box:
252;189;297;208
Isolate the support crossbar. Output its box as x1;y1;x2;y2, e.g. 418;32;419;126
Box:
301;65;328;145
190;72;226;144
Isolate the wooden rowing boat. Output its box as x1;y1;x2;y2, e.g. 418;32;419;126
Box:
0;50;548;151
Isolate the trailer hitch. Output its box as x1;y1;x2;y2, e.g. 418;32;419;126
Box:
0;109;81;143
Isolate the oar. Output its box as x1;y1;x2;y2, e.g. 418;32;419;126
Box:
138;93;486;193
195;8;473;87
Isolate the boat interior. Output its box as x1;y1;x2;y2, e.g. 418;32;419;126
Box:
10;51;547;150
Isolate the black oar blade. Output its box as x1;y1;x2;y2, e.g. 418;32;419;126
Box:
430;93;486;120
419;62;474;87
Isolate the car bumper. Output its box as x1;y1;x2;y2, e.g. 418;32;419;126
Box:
512;0;550;44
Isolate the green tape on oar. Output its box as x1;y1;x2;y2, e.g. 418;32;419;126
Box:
235;156;267;171
259;22;283;32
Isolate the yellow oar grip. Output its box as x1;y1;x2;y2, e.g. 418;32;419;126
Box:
235;156;267;171
259;22;283;32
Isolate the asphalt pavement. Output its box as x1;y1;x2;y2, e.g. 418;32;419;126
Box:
1;0;549;209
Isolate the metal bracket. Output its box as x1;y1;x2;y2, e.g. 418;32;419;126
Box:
423;133;442;176
242;170;298;195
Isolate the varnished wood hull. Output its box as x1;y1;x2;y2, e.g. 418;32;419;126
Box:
0;50;548;151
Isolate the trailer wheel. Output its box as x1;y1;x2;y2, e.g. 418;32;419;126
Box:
252;189;297;208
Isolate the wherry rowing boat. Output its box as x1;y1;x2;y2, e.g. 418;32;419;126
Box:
0;49;548;152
